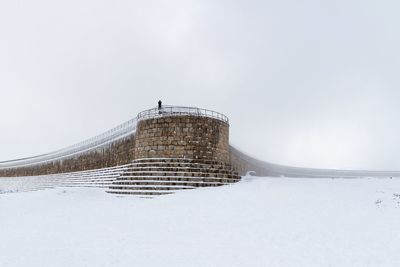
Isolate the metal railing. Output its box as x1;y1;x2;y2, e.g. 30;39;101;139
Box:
0;105;229;170
137;105;229;124
0;118;138;169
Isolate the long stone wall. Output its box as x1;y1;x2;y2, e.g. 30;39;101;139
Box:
230;146;273;176
0;135;136;177
0;115;231;177
230;146;400;178
4;110;394;179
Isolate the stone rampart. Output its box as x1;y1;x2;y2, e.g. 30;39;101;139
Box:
0;135;136;177
0;107;232;177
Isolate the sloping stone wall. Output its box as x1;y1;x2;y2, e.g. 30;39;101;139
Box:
230;146;271;176
0;115;231;177
0;135;136;177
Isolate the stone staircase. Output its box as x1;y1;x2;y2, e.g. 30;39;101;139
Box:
0;165;128;194
1;159;241;196
57;164;129;188
107;158;241;196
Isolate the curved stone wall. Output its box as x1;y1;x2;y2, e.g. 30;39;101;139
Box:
230;146;400;178
134;116;230;164
0;134;136;177
0;108;231;177
4;106;395;179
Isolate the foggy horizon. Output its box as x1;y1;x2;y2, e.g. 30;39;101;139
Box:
1;0;400;171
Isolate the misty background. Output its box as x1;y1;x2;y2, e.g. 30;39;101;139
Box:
1;0;399;170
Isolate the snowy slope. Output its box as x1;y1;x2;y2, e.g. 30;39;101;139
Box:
1;177;400;267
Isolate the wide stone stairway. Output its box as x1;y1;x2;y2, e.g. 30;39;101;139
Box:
107;158;241;196
0;165;129;194
0;159;241;196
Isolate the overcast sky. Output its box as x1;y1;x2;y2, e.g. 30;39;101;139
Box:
1;0;400;170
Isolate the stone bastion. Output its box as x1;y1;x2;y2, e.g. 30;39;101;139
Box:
0;105;239;177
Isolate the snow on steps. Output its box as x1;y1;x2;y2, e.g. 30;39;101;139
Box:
106;158;241;196
0;158;241;196
0;164;130;194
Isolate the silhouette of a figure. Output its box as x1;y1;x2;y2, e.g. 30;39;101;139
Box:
158;100;162;110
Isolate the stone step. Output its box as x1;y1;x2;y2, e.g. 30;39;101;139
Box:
106;190;174;196
105;158;241;196
63;175;120;179
122;167;238;175
63;175;121;180
120;171;238;179
61;182;112;186
127;164;233;172
128;161;234;170
56;175;117;180
60;184;109;188
112;180;226;187
132;157;229;165
109;185;194;191
63;169;127;177
60;179;112;183
116;176;240;183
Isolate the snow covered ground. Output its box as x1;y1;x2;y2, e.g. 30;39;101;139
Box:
1;176;400;267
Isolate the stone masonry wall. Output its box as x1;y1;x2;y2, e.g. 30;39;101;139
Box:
134;116;230;164
0;134;136;177
230;146;271;176
0;115;231;177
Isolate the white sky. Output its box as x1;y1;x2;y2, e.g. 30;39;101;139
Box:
1;0;400;170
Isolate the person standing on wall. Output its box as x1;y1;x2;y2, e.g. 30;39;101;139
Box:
158;100;162;114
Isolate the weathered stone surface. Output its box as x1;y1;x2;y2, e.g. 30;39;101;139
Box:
0;115;232;177
134;116;230;164
0;135;136;177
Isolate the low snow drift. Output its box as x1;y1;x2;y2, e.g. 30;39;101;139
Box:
1;177;400;267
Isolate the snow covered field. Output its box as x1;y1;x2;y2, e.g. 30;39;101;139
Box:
1;177;400;267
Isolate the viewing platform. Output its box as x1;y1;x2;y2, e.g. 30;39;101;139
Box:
137;105;229;124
